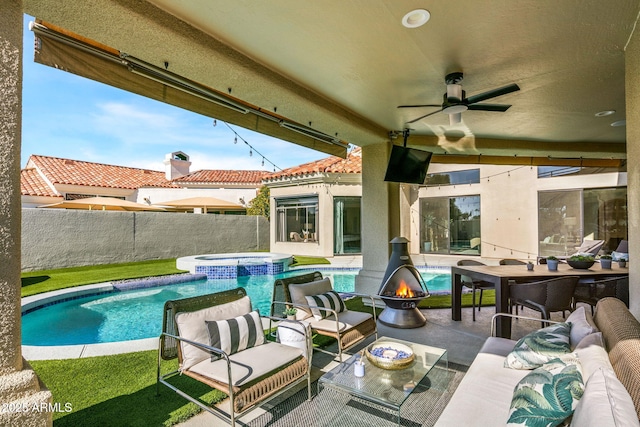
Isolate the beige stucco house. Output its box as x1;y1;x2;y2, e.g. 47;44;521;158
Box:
267;148;627;260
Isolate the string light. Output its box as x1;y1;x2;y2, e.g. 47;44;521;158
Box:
221;122;282;171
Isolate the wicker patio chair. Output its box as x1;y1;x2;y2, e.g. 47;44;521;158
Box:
271;271;378;361
158;287;311;427
509;276;579;323
574;276;629;315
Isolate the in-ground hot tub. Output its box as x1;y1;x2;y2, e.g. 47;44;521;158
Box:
176;252;293;279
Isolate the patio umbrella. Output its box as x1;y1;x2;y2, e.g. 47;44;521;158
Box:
155;196;244;213
38;196;165;211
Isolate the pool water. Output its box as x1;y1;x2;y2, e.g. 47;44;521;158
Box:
22;269;451;346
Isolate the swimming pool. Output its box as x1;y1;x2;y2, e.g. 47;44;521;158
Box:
21;268;451;346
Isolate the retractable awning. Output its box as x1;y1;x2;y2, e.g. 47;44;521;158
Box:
30;20;348;158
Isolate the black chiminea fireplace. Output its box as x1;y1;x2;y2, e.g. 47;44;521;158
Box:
377;237;430;328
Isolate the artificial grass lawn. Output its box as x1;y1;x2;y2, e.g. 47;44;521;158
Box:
21;259;184;297
420;289;496;309
290;255;331;266
30;350;225;427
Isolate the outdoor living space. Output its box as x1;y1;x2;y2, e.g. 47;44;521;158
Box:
4;2;640;427
171;254;577;427
20;253;578;427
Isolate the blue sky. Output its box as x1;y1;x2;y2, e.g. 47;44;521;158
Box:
20;15;324;172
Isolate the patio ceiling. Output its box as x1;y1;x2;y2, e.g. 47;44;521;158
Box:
23;0;638;165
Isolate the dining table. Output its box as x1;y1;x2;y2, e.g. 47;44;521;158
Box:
451;262;629;338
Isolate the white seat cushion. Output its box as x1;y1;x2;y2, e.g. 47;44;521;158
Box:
175;296;252;370
306;310;372;333
478;336;517;357
187;342;304;387
571;367;640;427
567;306;599;350
574;332;614;379
435;341;530;426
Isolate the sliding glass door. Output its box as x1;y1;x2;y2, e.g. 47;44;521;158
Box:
420;195;481;255
334;197;361;254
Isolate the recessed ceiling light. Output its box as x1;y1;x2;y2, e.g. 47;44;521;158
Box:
402;9;431;28
611;120;626;127
595;110;616;117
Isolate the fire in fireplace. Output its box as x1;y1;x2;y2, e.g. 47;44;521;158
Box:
377;237;430;328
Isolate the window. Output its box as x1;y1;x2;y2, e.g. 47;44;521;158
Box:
420;195;481;255
538;187;627;256
275;196;318;243
537;165;624;178
425;169;480;186
334;197;361;254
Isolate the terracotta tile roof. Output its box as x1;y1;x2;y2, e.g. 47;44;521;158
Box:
20;168;62;197
27;155;176;190
266;146;362;180
174;169;269;184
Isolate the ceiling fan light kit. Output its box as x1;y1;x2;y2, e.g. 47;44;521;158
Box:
399;72;520;124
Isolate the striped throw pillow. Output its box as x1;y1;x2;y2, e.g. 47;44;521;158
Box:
205;310;265;360
305;291;347;320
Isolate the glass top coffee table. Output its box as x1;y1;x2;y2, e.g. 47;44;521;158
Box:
318;336;448;425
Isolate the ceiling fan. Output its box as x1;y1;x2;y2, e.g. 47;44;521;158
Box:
399;72;520;125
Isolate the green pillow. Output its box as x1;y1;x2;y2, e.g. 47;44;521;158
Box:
504;322;572;370
507;357;584;427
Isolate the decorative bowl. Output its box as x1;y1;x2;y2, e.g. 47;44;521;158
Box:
567;259;595;269
365;341;415;370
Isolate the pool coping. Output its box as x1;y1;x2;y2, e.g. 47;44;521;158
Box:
21;264;452;360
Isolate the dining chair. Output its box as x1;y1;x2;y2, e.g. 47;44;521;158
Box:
499;259;527;265
509;276;580;322
457;259;494;321
573;276;629;315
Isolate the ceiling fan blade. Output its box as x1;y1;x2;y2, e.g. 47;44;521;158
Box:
464;83;520;105
397;104;441;109
467;103;512;112
406;109;443;124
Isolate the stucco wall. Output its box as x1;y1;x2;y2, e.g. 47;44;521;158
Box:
414;163;627;261
21;209;269;271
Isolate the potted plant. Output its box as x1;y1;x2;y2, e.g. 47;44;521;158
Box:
283;307;297;320
546;256;559;271
600;254;613;269
526;261;534;271
619;257;628;268
567;255;596;269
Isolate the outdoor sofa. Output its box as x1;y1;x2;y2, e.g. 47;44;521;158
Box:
435;297;640;426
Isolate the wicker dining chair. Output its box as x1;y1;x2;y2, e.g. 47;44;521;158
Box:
574;276;629;315
509;276;580;322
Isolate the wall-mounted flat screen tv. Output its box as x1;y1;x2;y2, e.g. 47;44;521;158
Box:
384;145;433;184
